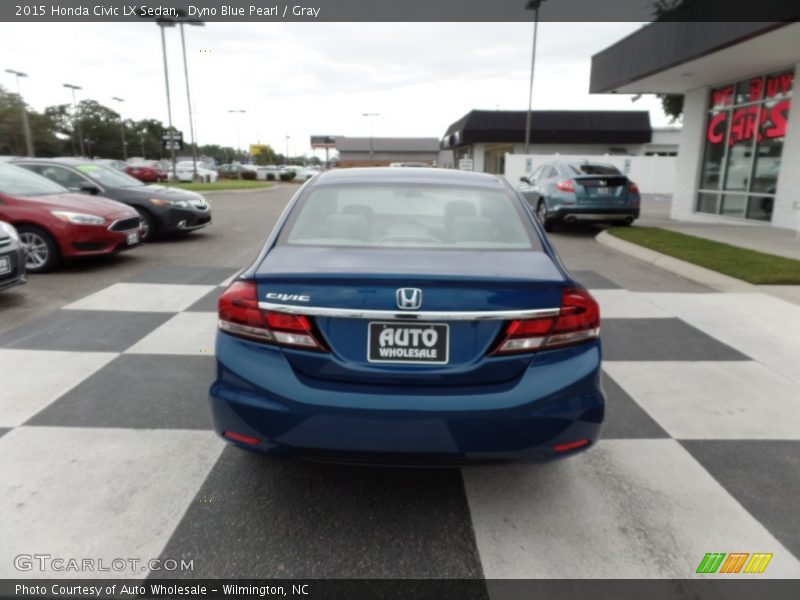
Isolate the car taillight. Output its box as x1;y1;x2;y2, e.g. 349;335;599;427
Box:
629;181;640;194
492;287;600;355
556;179;575;193
218;280;326;351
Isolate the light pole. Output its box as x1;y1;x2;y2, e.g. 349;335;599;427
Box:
362;113;379;165
228;109;245;160
285;135;290;163
524;0;546;155
63;83;85;156
177;16;204;181
111;96;127;160
6;69;34;156
156;19;178;181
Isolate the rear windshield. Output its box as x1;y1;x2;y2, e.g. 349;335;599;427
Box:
568;163;622;176
279;183;540;250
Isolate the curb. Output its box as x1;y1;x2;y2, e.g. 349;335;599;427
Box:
595;229;756;292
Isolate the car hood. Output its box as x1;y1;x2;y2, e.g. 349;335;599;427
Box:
11;192;137;217
139;185;203;201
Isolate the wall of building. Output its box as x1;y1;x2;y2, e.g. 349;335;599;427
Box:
504;153;678;194
670;86;711;222
773;60;800;231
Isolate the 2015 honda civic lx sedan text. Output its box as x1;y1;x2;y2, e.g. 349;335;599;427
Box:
211;168;604;465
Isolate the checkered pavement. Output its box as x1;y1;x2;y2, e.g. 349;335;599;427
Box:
1;266;799;580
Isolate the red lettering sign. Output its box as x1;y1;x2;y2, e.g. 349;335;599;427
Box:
748;77;763;102
765;72;794;98
706;98;791;145
711;86;734;108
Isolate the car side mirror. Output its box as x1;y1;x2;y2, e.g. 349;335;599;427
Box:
519;176;530;184
79;183;100;195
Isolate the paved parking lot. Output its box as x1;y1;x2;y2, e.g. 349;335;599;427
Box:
1;186;799;580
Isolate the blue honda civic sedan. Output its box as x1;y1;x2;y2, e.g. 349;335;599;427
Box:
210;167;604;464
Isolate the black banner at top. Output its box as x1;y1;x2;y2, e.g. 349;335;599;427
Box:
2;0;800;22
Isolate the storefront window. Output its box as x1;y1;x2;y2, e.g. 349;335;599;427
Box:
697;68;793;222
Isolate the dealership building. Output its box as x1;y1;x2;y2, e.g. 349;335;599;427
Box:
591;20;799;228
440;110;680;174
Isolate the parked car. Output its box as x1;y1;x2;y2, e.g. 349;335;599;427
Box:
0;220;27;291
0;163;143;272
217;164;256;180
210;167;604;464
281;165;320;181
517;160;640;231
125;160;168;183
253;166;281;181
13;159;212;242
175;161;219;183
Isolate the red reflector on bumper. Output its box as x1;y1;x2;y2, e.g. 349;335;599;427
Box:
552;439;591;453
223;431;260;446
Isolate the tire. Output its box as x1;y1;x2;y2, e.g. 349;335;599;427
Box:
17;225;61;273
537;201;555;233
136;209;157;241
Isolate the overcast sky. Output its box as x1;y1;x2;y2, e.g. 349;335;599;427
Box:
1;22;670;158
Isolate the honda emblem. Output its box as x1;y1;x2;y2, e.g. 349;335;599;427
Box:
396;288;422;310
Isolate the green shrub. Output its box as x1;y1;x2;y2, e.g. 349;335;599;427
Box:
241;170;257;180
279;171;296;181
266;172;275;181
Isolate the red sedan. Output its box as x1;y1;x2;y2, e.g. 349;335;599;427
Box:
0;163;144;272
125;161;168;183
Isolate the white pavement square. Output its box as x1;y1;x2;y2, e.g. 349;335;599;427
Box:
642;292;800;383
603;361;800;440
0;350;117;427
0;427;224;578
125;312;217;356
463;439;800;579
589;290;673;319
62;283;216;313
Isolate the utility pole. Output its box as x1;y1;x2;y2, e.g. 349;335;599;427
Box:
362;113;379;165
112;96;127;159
157;19;178;181
6;69;34;156
524;0;546;154
63;83;85;156
178;16;204;181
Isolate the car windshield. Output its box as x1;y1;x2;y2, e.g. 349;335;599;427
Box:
0;163;69;197
568;163;622;176
77;164;144;187
280;183;539;250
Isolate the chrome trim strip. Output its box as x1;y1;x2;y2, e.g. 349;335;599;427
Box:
257;302;560;321
107;217;142;232
564;213;631;221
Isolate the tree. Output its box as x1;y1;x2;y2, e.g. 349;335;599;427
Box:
252;145;278;165
0;86;63;156
652;0;686;122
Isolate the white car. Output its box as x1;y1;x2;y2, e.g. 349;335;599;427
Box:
175;161;219;183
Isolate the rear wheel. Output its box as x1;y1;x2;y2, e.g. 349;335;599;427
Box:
136;209;157;241
537;201;555;232
18;225;61;273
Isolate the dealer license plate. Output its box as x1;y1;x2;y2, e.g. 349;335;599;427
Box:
367;322;449;364
127;231;139;245
595;186;610;195
0;255;10;276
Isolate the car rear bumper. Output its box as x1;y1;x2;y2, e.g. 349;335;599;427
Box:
551;207;639;223
209;334;605;463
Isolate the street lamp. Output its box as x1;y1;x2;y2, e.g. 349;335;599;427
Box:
156;19;178;181
111;96;127;160
63;83;85;156
285;135;290;163
362;113;379;165
177;15;204;181
228;109;245;161
524;0;547;155
6;69;34;156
